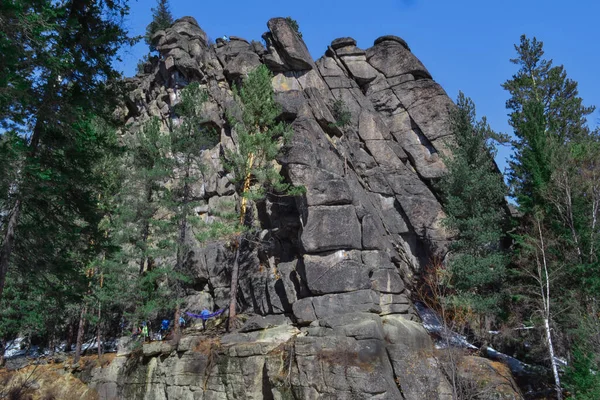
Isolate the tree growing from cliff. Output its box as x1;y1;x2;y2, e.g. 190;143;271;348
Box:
219;65;303;328
437;92;509;333
285;17;302;38
146;0;174;51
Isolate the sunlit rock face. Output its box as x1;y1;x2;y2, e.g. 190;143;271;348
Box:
93;16;518;400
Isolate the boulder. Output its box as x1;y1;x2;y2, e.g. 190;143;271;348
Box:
316;56;347;77
382;315;453;399
341;55;379;85
367;40;431;79
287;164;353;206
239;314;292;333
392;79;455;142
267;18;315;70
374;35;410;50
293;289;381;324
172;16;208;45
224;51;261;80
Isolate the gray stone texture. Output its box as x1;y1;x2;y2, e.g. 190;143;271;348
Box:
100;15;514;400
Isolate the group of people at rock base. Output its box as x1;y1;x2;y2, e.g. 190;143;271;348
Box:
131;316;186;342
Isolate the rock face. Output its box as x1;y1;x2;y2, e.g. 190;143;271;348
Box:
97;16;518;400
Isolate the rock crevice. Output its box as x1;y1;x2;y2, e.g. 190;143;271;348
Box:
95;16;519;400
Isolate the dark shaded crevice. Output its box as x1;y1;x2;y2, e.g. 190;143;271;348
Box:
384;347;407;400
261;362;275;400
292;258;311;299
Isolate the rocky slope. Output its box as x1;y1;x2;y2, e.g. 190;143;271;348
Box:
89;17;521;399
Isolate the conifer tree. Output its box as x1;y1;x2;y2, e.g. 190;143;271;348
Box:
504;35;598;398
145;0;174;51
206;65;303;328
0;0;132;304
503;35;595;214
437;93;509;327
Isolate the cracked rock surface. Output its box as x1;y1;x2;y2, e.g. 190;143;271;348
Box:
92;16;520;400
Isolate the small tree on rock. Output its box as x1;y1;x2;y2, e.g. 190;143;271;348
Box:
208;65;303;329
146;0;174;52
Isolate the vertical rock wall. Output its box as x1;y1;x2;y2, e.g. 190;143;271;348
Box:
99;16;491;400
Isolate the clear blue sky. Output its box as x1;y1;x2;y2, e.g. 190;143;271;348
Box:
118;0;600;173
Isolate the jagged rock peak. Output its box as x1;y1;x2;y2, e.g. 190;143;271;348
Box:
151;16;208;52
93;16;524;400
265;17;316;71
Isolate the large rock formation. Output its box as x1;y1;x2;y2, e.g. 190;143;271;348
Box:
91;16;520;399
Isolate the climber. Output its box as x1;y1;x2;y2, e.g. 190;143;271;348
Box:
200;309;211;330
160;319;170;340
179;315;186;329
222;35;229;41
131;325;142;340
142;322;149;342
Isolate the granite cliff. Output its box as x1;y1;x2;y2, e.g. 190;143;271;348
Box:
87;16;521;400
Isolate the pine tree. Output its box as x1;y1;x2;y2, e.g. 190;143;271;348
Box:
504;35;598;399
437;92;509;330
503;35;595;214
0;0;131;304
205;65;303;328
97;83;218;335
145;0;174;51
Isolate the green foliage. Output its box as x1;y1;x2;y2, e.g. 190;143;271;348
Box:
437;92;509;317
145;0;174;51
509;100;554;213
224;64;304;203
504;35;595;215
99;83;219;322
285;17;302;38
563;346;600;399
503;35;594;144
0;0;133;312
502;34;600;389
136;54;151;75
330;99;352;128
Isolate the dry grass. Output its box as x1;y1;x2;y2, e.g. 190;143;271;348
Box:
191;337;221;355
0;354;116;400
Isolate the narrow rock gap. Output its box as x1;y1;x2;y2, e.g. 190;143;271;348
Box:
261;362;275;400
384;347;407;400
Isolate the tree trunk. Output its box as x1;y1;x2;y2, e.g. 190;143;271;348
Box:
65;319;75;353
174;305;181;337
239;153;255;224
536;217;562;400
0;104;46;303
0;340;5;367
139;185;153;275
73;305;87;365
227;240;241;331
544;317;562;400
97;304;102;360
0;198;21;303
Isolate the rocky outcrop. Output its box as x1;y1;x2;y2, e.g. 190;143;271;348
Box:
89;316;453;399
101;16;519;399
